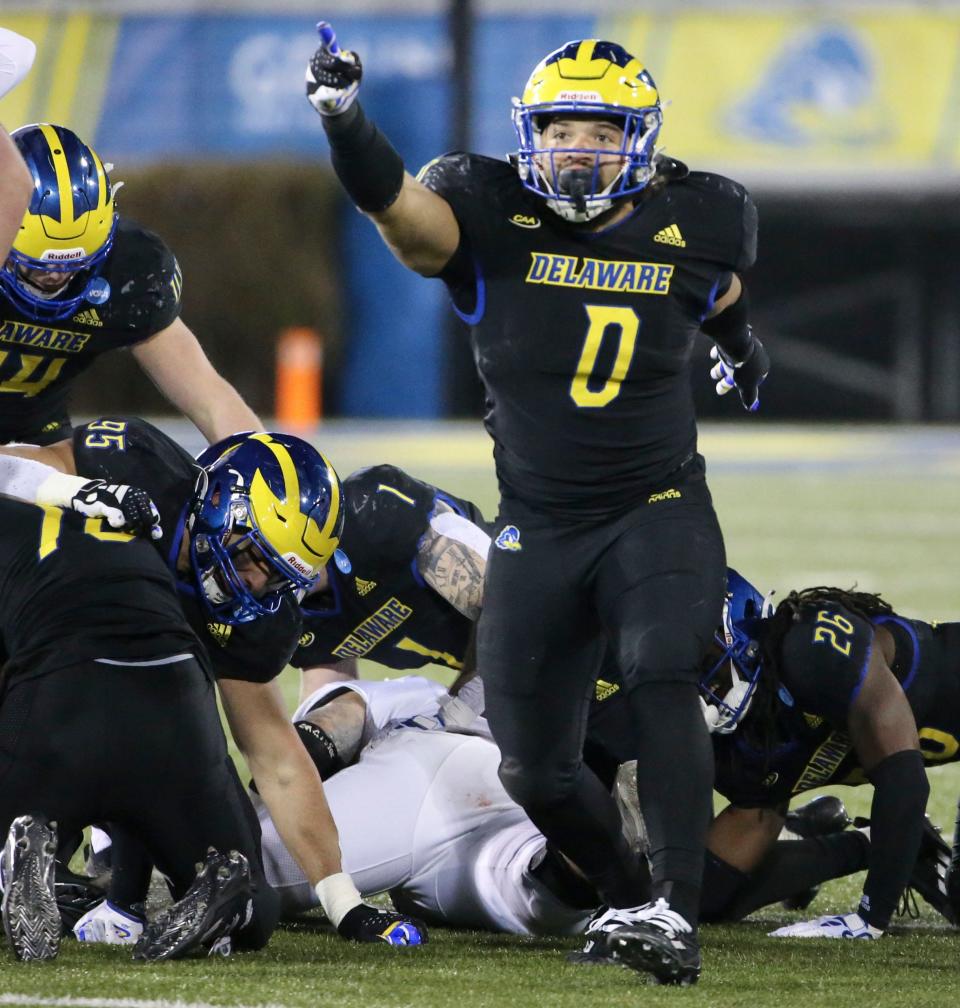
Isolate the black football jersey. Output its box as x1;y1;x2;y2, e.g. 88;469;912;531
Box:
0;498;200;684
71;416;301;682
294;465;485;673
420;154;756;517
0;218;181;443
713;604;960;807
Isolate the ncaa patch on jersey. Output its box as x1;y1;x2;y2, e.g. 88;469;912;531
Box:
334;548;352;574
495;525;522;551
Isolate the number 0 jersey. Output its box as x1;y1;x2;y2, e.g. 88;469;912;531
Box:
0;219;181;444
421;154;756;517
294;465;485;673
0;499;200;685
71;416;301;683
713;604;960;807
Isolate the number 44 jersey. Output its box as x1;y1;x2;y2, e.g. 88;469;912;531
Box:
0;219;181;444
421;153;756;518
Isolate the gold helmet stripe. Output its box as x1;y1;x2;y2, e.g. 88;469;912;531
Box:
35;122;110;240
248;432;341;567
315;450;340;545
39;123;82;236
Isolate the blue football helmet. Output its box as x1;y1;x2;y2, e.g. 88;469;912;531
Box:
189;432;343;625
511;39;663;222
0;124;118;321
699;568;774;734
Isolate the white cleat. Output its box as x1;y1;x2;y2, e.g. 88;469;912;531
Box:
74;899;145;945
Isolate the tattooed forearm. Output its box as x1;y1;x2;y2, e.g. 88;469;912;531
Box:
417;530;485;620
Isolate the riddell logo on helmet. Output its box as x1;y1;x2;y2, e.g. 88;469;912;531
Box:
556;91;602;101
284;553;315;578
41;248;85;263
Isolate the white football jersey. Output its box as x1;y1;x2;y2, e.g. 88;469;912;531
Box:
259;677;589;935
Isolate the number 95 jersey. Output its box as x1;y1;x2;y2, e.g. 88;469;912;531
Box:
420;154;757;518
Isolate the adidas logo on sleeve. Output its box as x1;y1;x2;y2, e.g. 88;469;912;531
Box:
652;224;686;248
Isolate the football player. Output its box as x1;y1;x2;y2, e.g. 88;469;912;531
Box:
0;421;426;945
702;573;954;939
0;29;34;257
0;123;260;446
305;26;770;984
292;463;489;695
0;494;279;961
255;675;595;936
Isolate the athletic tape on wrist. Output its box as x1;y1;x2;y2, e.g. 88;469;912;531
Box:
36;469;88;507
314;872;363;927
428;511;491;558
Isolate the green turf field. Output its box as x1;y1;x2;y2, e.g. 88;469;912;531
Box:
0;421;957;1005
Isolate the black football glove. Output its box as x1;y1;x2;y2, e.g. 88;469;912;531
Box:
305;21;362;116
336;904;427;946
709;335;770;412
70;480;162;540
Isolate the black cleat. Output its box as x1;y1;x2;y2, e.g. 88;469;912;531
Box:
566;905;634;966
132;849;253;962
605;899;701;986
906;816;956;925
781;796;852;910
1;814;61;961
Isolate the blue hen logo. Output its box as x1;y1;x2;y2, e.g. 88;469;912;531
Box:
495;525;522;552
728;26;882;147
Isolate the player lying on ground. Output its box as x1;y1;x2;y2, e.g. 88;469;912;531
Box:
255;676;595;935
0;420;425;944
254;675;942;937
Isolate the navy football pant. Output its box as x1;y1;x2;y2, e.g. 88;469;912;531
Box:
479;470;724;927
0;660;278;950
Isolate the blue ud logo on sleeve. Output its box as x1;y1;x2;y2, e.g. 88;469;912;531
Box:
495;525;522;552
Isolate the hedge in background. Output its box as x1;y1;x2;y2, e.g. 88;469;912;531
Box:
70;161;343;422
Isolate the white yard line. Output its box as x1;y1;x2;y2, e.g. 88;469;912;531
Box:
0;997;287;1008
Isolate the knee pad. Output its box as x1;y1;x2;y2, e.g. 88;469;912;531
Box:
497;757;579;812
616;623;705;687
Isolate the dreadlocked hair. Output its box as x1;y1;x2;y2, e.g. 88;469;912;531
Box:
742;586;893;753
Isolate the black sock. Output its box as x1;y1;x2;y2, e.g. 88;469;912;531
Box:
628;681;713;928
699;851;749;922
725;831;870;921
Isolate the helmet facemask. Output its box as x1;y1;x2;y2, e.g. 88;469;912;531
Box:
699;572;775;734
512;104;662;223
0;123;118;321
189;434;343;625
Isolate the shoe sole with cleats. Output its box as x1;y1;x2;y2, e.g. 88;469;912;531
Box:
2;815;61;961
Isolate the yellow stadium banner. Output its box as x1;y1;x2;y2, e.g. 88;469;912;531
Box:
601;10;960;182
0;12;117;141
